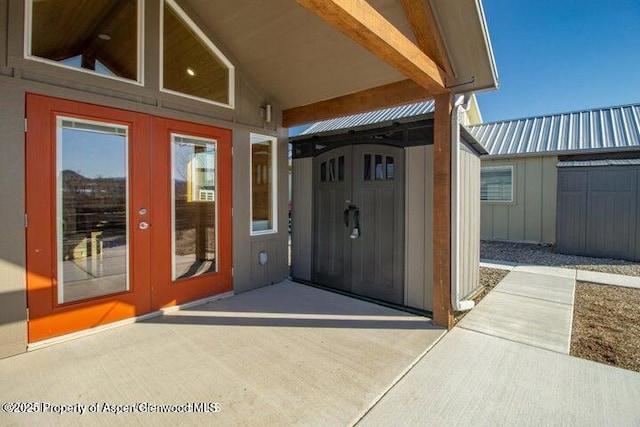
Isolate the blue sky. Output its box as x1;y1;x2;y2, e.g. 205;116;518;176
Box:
290;0;640;134
477;0;640;122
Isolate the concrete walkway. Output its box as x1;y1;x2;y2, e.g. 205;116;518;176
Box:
358;267;640;426
481;258;640;289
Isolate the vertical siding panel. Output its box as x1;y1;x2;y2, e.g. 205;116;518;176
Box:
404;146;426;310
424;146;434;311
524;157;543;241
541;156;558;243
508;159;526;241
458;146;481;299
291;157;313;280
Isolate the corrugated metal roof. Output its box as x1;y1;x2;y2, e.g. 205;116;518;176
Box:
557;159;640;168
468;103;640;157
300;100;437;135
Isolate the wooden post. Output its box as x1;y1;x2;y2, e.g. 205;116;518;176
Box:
433;92;454;328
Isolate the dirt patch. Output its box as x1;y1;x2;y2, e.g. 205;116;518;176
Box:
454;267;509;324
571;282;640;373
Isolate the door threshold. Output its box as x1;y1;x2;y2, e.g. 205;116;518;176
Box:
290;278;433;318
27;291;234;352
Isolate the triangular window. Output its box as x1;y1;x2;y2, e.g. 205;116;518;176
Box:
27;0;141;83
162;0;235;108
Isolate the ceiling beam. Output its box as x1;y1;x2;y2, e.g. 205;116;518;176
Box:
283;79;431;127
399;0;454;78
296;0;447;95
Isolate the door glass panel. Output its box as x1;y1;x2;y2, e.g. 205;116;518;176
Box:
329;158;336;182
320;161;327;182
338;156;345;181
364;154;372;181
57;118;129;303
375;155;384;180
172;134;217;280
386;156;395;180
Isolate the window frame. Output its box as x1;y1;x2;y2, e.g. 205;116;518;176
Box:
160;0;236;109
480;165;514;203
250;133;278;236
24;0;145;86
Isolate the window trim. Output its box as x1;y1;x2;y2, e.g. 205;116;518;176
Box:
24;0;145;86
250;133;278;236
160;0;235;109
481;165;514;203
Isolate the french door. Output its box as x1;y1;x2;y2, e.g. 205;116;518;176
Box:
26;94;232;342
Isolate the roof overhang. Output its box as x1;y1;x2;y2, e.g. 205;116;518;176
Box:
182;0;498;127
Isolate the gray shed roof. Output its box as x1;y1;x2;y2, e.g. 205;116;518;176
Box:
468;103;640;157
300;100;437;135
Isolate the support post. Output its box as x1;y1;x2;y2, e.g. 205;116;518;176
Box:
433;92;454;328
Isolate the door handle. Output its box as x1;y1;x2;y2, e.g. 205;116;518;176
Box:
344;208;350;228
139;221;150;230
350;207;361;239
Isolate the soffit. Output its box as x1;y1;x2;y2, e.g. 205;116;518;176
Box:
182;0;418;110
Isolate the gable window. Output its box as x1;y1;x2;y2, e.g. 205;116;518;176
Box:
481;165;513;202
161;0;235;108
251;134;277;234
26;0;142;83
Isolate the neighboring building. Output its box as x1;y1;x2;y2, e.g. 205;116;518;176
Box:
0;0;498;358
468;103;640;261
291;96;486;313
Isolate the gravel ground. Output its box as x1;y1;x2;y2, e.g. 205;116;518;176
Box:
481;240;640;277
571;281;640;373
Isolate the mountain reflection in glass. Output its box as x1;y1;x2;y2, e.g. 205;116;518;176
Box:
172;135;217;280
58;119;128;303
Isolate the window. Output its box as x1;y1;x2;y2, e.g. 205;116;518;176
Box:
481;165;513;202
162;0;235;107
251;134;277;234
171;134;218;280
26;0;142;83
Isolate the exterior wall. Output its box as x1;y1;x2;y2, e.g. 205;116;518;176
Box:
405;146;434;311
481;156;558;244
291;158;313;281
0;0;288;358
458;144;481;299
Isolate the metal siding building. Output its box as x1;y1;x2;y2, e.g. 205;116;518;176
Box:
468;103;640;261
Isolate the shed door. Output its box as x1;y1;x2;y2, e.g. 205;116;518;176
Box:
313;145;404;304
557;165;639;261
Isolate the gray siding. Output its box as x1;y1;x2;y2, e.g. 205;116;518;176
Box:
557;166;640;261
291;158;314;281
458;145;481;299
481;156;558;244
0;81;27;359
0;1;289;357
405;146;433;311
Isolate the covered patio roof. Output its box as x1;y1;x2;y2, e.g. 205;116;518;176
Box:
182;0;498;126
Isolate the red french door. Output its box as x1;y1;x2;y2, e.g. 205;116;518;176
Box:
25;94;232;342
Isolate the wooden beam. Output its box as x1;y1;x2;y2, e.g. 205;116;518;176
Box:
283;79;431;127
296;0;447;95
432;92;454;328
399;0;454;77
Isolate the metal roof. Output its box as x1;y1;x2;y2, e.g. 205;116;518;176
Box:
300;100;437;135
557;159;640;168
468;103;640;157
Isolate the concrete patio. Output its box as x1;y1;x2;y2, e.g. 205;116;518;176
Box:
1;272;640;426
0;281;445;426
